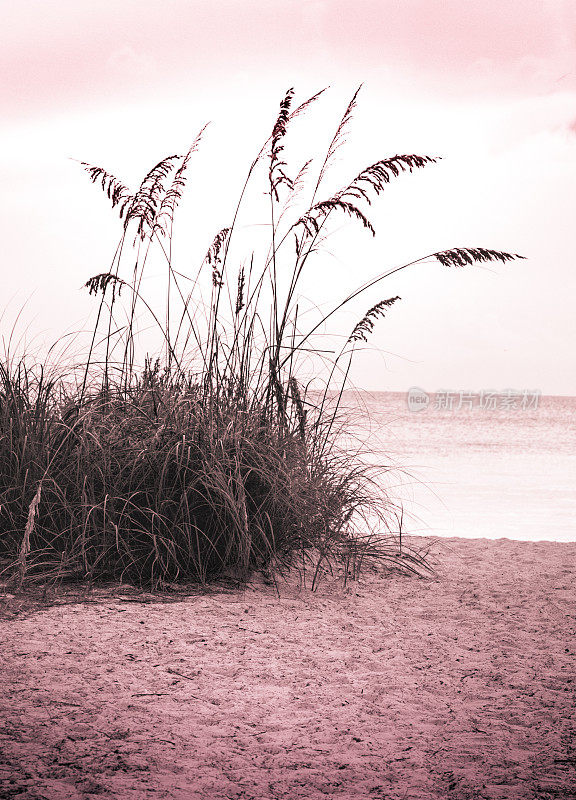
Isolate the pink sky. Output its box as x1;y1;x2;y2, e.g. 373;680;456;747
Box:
3;0;575;115
1;1;575;394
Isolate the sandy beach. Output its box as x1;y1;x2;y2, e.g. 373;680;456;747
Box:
1;536;575;800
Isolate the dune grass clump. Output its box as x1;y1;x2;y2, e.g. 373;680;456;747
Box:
0;87;523;589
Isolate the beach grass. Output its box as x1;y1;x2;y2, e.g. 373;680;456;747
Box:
0;87;522;590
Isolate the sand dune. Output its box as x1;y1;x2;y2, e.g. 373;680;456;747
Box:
1;536;575;800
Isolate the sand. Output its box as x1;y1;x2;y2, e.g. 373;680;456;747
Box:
1;536;575;800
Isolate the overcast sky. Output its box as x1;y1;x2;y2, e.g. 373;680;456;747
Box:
1;0;575;394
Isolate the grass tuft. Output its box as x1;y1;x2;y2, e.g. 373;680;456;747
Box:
0;89;523;590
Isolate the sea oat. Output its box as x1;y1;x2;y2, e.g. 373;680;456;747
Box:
155;125;208;236
434;247;524;268
125;155;181;240
79;162;133;220
235;266;245;316
343;154;440;205
297;197;375;237
348;296;401;343
314;84;362;195
84;273;127;300
269;88;295;201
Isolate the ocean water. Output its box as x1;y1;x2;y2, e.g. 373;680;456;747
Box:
338;391;576;543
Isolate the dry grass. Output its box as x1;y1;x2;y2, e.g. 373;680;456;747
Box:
0;87;522;591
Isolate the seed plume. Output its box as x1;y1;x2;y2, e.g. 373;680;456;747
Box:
84;272;127;300
269;88;295;201
155;125;208;235
125;154;181;239
348;296;401;343
434;247;524;268
79;162;133;220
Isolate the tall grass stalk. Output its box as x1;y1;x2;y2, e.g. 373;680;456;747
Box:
0;88;523;589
